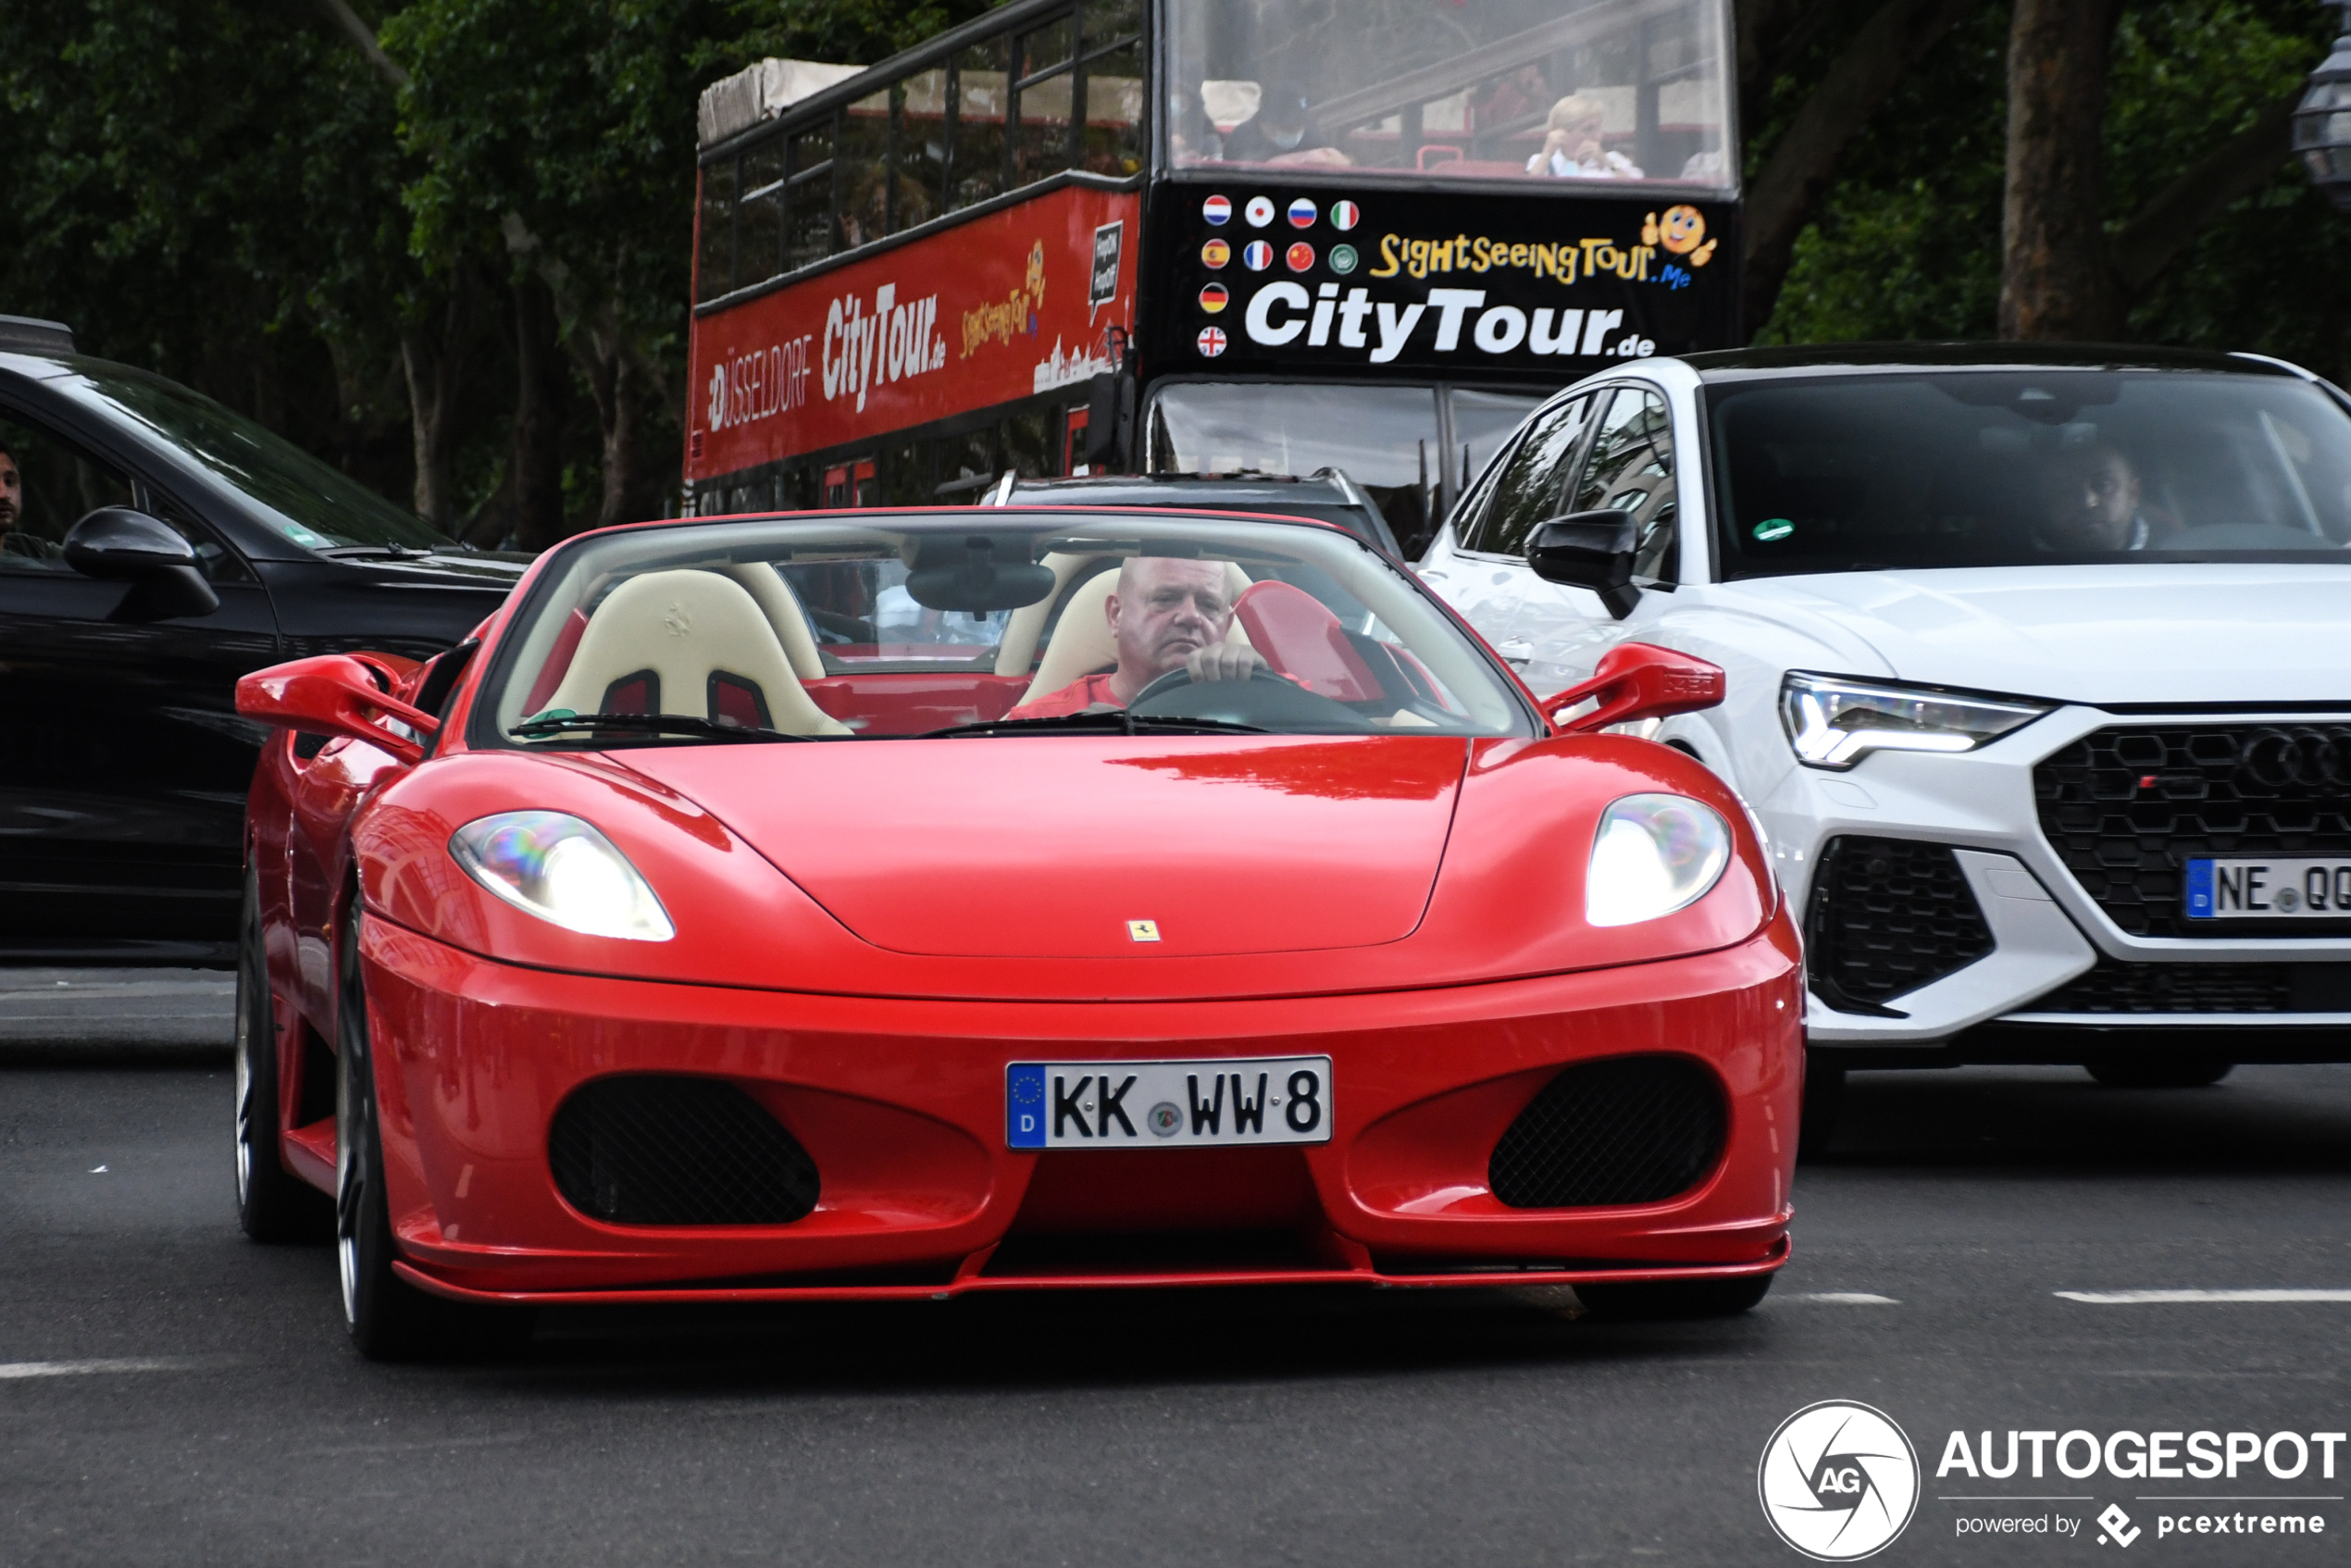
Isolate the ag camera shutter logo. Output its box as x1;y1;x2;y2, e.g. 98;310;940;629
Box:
1759;1401;1920;1561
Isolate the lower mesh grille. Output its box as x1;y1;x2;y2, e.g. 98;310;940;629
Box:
1806;836;1994;1009
2026;958;2351;1014
1488;1056;1726;1209
550;1076;820;1226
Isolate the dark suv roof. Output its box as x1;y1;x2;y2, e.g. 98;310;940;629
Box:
1677;341;2295;380
1004;472;1399;554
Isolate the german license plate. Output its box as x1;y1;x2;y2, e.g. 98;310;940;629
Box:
2185;857;2351;920
1005;1056;1331;1149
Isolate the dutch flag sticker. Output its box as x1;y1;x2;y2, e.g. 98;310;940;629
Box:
1287;197;1317;229
1330;200;1361;231
1197;326;1228;357
1241;240;1274;271
1202;194;1232;226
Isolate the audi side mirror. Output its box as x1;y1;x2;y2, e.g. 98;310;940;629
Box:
1546;641;1726;734
235;653;440;766
1526;509;1639;619
63;506;220;620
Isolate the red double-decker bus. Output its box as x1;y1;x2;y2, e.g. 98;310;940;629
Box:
685;0;1740;554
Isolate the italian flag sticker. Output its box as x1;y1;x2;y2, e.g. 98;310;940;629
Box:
1330;200;1361;231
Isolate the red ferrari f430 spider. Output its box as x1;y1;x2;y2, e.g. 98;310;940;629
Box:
232;507;1801;1357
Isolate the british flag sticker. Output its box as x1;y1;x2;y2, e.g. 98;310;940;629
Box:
1330;200;1362;231
1197;325;1228;357
1241;240;1274;271
1202;193;1232;225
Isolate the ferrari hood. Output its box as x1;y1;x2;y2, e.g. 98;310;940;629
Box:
1716;564;2351;704
614;736;1470;959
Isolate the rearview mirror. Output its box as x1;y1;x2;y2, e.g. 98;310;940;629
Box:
1545;642;1726;734
1525;509;1638;619
63;506;220;620
235;653;440;765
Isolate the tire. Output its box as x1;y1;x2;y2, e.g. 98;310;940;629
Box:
2087;1057;2234;1089
1797;1053;1845;1162
335;910;533;1361
235;863;331;1242
1575;1273;1775;1320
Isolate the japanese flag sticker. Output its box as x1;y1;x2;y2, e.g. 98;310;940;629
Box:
1245;195;1276;227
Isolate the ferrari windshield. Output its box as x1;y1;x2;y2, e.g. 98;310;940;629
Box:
479;512;1530;743
1708;369;2351;579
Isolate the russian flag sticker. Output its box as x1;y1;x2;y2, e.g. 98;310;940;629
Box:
1245;195;1276;227
1199;282;1229;314
1330;200;1361;231
1286;242;1315;272
1202;194;1232;226
1241;240;1274;271
1287;197;1317;229
1197;326;1228;357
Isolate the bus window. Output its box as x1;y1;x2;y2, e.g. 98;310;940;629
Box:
824;459;877;508
1167;0;1733;188
1148;382;1438;549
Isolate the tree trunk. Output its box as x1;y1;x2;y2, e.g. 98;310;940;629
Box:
400;289;472;532
568;306;653;531
1998;0;2127;340
1740;0;1987;336
510;278;566;551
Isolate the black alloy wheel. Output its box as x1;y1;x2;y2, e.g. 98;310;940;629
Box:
336;907;443;1359
1574;1274;1775;1320
2086;1056;2235;1089
235;862;331;1241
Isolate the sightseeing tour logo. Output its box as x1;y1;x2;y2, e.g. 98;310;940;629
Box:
1760;1401;1922;1561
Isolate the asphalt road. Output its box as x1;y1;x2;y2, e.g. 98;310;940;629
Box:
7;986;2351;1565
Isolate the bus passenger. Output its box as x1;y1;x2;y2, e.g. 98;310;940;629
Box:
1008;557;1266;717
1526;95;1644;180
1222;81;1351;168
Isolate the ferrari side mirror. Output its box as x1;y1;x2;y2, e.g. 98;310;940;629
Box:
1526;509;1639;619
235;653;440;765
64;506;220;620
1546;641;1726;734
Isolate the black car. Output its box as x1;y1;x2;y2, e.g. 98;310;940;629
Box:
0;317;525;965
991;470;1404;555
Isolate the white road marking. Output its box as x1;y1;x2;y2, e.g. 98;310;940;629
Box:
0;1357;205;1380
2058;1289;2351;1304
1785;1291;1899;1304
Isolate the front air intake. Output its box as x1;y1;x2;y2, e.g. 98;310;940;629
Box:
550;1076;820;1226
1488;1056;1726;1209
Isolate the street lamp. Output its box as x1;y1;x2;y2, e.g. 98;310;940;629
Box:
2296;0;2351;211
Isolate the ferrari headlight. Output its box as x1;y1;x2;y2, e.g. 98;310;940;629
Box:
1586;794;1731;927
1780;673;2052;770
449;812;675;941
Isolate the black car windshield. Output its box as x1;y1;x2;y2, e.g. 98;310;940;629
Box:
1708;370;2351;578
478;512;1530;746
56;363;454;552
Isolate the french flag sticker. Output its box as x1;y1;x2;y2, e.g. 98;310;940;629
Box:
1202;194;1232;226
1241;240;1274;271
1330;199;1361;231
1287;197;1317;229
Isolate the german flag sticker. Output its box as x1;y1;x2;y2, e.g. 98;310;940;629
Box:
1199;282;1229;313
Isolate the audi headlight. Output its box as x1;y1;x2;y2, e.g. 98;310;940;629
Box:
1586;794;1732;927
449;812;675;940
1781;673;2051;770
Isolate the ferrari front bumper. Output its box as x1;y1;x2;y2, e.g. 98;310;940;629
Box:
357;913;1803;1302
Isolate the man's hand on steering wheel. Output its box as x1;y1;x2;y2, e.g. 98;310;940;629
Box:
1183;645;1266;683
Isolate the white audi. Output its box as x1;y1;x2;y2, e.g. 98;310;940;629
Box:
1417;346;2351;1138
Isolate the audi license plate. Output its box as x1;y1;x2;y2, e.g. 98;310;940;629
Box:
1005;1056;1331;1149
2185;857;2351;920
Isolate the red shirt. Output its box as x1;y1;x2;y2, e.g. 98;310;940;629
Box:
1006;673;1121;719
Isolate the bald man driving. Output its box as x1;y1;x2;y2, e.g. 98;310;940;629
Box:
1008;556;1266;718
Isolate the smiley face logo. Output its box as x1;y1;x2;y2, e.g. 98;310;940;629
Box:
1643;205;1718;267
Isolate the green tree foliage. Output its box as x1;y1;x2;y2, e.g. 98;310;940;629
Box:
1761;0;2351;376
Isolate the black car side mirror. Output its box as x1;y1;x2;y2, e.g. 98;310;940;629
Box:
1525;509;1640;619
63;506;220;620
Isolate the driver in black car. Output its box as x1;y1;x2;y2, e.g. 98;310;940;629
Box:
1008;556;1266;718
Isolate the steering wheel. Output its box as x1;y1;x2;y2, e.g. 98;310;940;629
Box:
1127;661;1372;731
1127;662;1299;707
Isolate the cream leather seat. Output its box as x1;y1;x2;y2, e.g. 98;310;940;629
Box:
720;563;827;682
544;569;850;736
1014;560;1254;709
